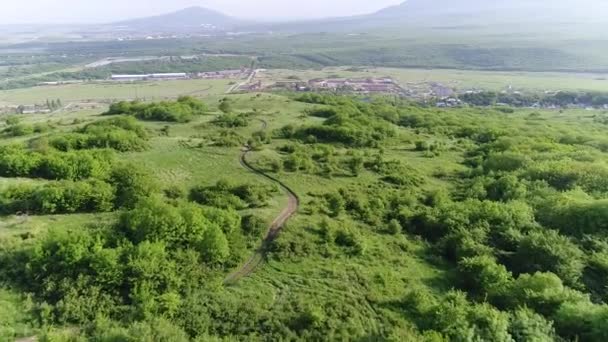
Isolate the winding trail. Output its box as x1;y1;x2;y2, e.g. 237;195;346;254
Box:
223;120;300;285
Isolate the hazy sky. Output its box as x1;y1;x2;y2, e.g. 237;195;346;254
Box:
2;0;404;24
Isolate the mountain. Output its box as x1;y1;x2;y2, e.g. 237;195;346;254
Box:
110;7;244;32
370;0;608;24
261;0;608;33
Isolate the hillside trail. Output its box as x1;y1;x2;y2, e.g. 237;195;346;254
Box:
14;120;299;342
223;119;300;285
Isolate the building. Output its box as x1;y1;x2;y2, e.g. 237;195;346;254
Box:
111;74;149;81
111;73;188;81
150;73;188;80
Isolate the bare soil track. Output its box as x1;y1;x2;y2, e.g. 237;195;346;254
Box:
223;121;299;285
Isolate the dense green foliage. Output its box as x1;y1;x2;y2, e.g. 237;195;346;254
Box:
105;96;207;122
47;116;149;152
3;93;608;341
189;180;277;210
460;90;608;107
0;146;114;180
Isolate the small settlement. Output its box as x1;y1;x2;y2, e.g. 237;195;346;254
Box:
268;77;405;94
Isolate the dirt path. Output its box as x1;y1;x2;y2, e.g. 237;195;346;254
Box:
224;120;299;285
225;69;259;94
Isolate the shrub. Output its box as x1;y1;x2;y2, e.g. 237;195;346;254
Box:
0;179;115;215
457;255;513;299
110;163;158;209
241;214;267;236
105;97;207;123
190;180;276;209
213;113;249;128
508;308;555;342
508;230;585;287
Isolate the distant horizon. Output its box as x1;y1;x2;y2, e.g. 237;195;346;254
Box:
1;0;404;25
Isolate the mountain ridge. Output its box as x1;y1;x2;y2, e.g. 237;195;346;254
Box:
109;6;244;31
102;1;608;34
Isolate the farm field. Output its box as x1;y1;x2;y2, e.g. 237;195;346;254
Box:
0;79;232;106
259;66;608;92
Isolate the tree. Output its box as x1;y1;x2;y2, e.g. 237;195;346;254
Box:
554;300;608;342
509;230;585;287
241;214;267;236
110;163;158;209
219;98;232;114
486;175;527;202
119;197;187;244
506;272;585;316
126;241;181;319
199;225;229;264
509;307;555;342
346;156;364;176
467;303;512;342
583;252;608;302
457;255;513;299
387;219;402;235
325;193;345;217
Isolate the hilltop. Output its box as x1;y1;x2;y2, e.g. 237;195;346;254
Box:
110;6;244;32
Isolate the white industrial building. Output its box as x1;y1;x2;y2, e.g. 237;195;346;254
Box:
111;73;188;81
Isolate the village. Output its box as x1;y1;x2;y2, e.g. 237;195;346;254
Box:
9;67;607;116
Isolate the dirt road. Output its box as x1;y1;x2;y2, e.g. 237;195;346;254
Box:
223;121;299;285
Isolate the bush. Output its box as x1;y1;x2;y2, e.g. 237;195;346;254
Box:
241;214;267;236
0;146;115;181
0;179;115;215
457;255;513;299
105;96;207;123
110;163;158;209
213;113;249;128
334;228;365;255
402;290;512;342
508;230;585;287
5;124;34;137
554;300;608;342
506;272;584;316
48;116;149;152
508;308;555;342
583;252;608;302
190;180;276;209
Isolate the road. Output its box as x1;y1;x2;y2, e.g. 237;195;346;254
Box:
225;69;259;94
223;120;299;285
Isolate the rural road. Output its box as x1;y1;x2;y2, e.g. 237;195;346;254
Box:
223;120;299;285
226;69;259;94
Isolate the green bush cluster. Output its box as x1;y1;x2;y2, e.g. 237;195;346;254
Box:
105;96;207;123
48;116;149;152
212;113;250;128
0;146;114;180
0;163;156;215
189;180;277;209
4;122;51;137
0;199;237;326
0;179;115;214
